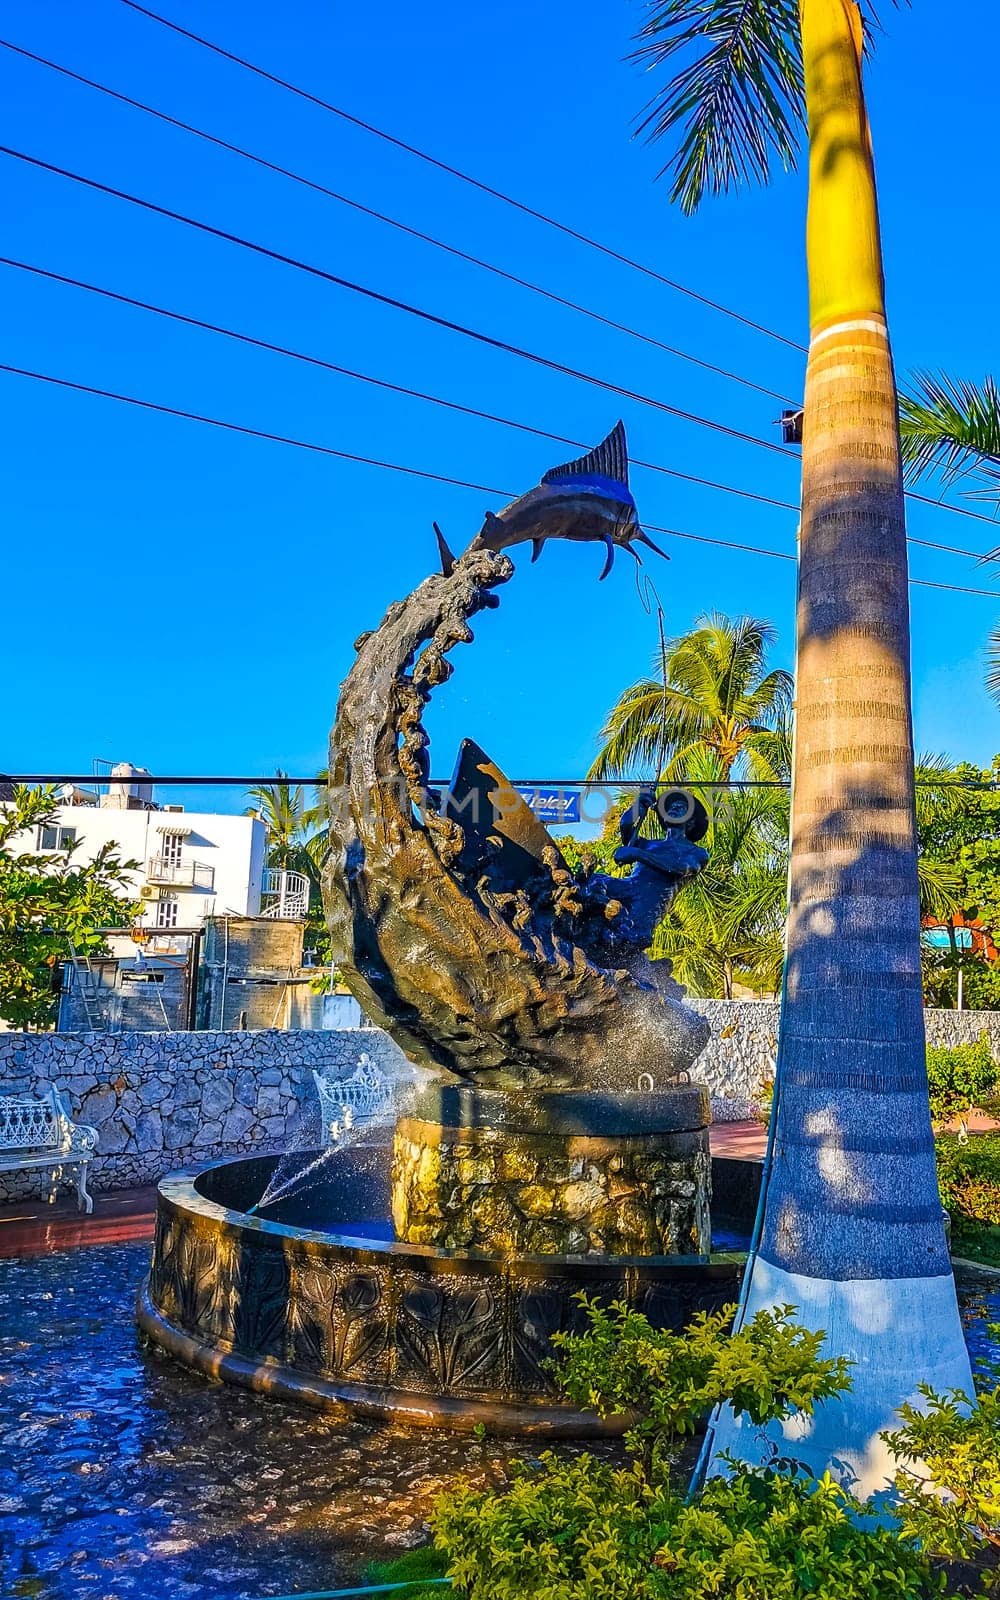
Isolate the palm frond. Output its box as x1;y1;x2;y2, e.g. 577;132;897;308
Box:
986;623;1000;708
899;371;1000;498
631;0;805;213
631;0;907;214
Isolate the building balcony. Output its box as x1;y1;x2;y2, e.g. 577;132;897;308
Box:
261;867;310;920
146;856;215;890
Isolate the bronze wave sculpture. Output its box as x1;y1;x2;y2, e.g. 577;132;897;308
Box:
324;423;710;1089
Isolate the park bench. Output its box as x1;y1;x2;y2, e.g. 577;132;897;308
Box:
312;1055;394;1145
0;1088;98;1213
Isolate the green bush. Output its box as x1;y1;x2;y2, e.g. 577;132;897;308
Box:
433;1452;939;1599
885;1384;1000;1593
937;1133;1000;1233
926;1034;997;1128
551;1298;850;1478
364;1544;449;1596
424;1296;1000;1597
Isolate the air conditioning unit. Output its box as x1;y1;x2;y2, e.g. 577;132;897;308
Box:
163;804;185;813
140;884;161;901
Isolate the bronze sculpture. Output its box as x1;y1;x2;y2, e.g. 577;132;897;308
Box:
324;423;710;1089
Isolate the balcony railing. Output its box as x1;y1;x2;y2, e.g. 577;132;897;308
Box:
261;867;309;919
146;856;215;890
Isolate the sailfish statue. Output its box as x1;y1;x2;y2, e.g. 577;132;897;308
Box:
434;421;667;581
324;421;708;1090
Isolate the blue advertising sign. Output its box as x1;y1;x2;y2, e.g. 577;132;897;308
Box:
516;787;581;826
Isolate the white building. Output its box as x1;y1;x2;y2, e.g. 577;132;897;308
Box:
9;767;268;932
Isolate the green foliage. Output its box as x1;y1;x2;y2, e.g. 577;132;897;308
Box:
589;613;792;785
900;372;1000;498
0;786;139;1029
651;750;788;998
926;1036;997;1128
937;1134;1000;1233
245;768;331;902
432;1449;938;1599
916;757;1000;1004
365;1544;449;1596
552;1297;850;1478
885;1384;1000;1591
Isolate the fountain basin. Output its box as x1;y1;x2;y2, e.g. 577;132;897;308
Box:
138;1143;749;1435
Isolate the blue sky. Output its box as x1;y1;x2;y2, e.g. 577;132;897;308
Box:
2;0;998;814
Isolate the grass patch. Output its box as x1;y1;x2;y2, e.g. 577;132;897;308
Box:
364;1544;449;1596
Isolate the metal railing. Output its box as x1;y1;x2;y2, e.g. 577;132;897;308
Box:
261;866;310;919
146;856;215;889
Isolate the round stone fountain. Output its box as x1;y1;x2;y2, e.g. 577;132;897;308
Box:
138;1091;748;1434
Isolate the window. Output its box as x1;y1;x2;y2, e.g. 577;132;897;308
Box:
160;833;184;868
155;898;179;929
38;825;77;851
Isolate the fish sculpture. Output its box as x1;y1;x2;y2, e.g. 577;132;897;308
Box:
436;421;666;581
323;423;710;1089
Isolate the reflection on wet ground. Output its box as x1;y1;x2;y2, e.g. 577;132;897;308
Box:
3;1242;998;1600
0;1242;617;1600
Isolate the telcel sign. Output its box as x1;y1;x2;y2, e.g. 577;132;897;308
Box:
515;787;581;826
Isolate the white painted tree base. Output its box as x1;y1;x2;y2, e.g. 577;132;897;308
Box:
708;1255;974;1498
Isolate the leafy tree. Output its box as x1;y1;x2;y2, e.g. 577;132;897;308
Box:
916;757;1000;1007
589;612;792;783
632;0;974;1482
0;786;139;1029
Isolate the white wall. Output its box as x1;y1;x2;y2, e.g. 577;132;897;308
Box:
10;804;266;928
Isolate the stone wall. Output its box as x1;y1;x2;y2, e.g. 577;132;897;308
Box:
686;1001;1000;1118
0;1029;409;1203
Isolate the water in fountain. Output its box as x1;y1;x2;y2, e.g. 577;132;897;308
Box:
247;1053;396;1217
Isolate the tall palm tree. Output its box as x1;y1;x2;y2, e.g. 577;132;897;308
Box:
899;373;1000;700
589;613;792;782
633;0;972;1488
651;749;789;997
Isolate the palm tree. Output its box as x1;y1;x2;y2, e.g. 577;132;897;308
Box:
589;613;792;782
244;772;308;870
651;750;788;997
633;0;973;1488
899;373;1000;700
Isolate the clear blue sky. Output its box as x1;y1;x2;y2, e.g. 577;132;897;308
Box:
2;0;997;814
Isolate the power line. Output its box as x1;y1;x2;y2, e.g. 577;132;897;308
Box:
0;254;802;516
0;38;796;408
2;360;997;599
8;772;1000;790
3;255;991;568
0;144;798;464
119;0;807;356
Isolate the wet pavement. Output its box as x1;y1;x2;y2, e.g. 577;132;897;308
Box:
0;1241;614;1600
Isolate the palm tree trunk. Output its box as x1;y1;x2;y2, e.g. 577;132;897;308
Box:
710;0;972;1493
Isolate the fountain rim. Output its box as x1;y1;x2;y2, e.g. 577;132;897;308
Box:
161;1150;747;1273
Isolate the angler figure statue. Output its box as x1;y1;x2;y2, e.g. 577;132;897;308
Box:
324;423;710;1089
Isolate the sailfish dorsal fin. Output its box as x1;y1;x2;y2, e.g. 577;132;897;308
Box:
541;420;629;489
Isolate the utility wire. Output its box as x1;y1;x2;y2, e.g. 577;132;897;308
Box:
2;256;991;566
0;143;798;463
0;38;796;408
2;360;997;599
0;254;804;517
119;0;807;355
6;146;995;534
8;773;1000;790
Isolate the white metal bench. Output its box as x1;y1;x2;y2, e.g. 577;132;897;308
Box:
312;1054;394;1146
0;1088;98;1213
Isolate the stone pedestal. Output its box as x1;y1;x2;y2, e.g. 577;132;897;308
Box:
392;1084;711;1256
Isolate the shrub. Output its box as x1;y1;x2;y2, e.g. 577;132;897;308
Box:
433;1452;938;1600
937;1134;1000;1232
926;1034;997;1129
551;1298;850;1478
885;1384;1000;1592
425;1298;1000;1597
